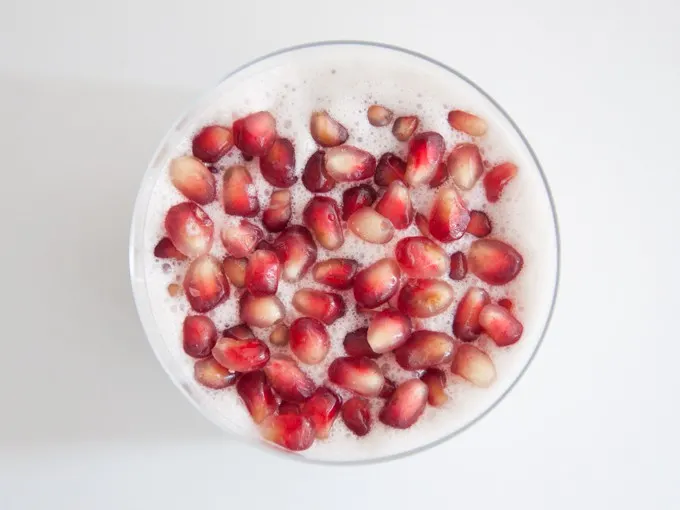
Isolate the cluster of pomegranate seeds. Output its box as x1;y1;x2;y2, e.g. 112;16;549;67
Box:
155;100;527;452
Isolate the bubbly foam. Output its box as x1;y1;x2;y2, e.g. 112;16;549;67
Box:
141;46;557;462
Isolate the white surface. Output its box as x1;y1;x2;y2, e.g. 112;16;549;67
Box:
0;0;678;508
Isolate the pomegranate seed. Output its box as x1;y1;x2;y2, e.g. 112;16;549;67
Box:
447;143;484;190
223;324;255;340
484;162;518;202
395;236;448;278
375;181;414;229
324;146;376;182
301;387;341;439
237;371;278;424
278;401;300;415
379;379;428;429
343;327;379;358
183;255;229;312
244;249;281;296
328;356;385;397
239;292;285;328
398;278;455;318
341;397;372;436
302;150;336;192
194;357;238;389
289;317;330;365
303;196;344;250
260;138;297;188
312;258;358;290
451;344;496;387
421;368;448;407
394;330;454;370
221;220;263;258
264;355;316;402
342;185;377;220
379;377;396;399
169;156;217;204
183;315;218;358
415;213;433;239
367;105;394;126
262;189;292;232
353;258;401;308
367;309;412;353
261;414;315;451
347;207;395;244
212;337;270;372
292;289;346;325
232;111;277;157
269;323;290;346
192;125;233;163
467;210;492;237
449;251;468;280
498;298;514;311
167;283;182;297
374;152;406;187
392;116;419;141
429;161;449;188
310;111;349;147
272;226;318;282
241;152;254;162
453;286;490;341
479;304;523;346
468;239;523;285
165;202;214;258
154;237;188;260
448;109;487;136
404;132;446;187
222;165;259;217
429;187;470;242
222;257;247;288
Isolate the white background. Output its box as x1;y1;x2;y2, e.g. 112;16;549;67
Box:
1;0;678;508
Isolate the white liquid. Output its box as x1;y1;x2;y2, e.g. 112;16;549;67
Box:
141;45;558;462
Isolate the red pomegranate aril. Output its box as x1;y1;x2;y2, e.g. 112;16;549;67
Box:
245;249;281;296
194;357;238;389
479;304;523;346
392;116;419;141
292;289;346;325
289;317;330;365
310;111;349;147
301;387;341;439
224;323;254;340
232;111;277;157
353;258;401;309
447;143;484;190
302;150;335;193
212;337;270;372
260;138;297;188
192;125;234;163
222;165;259;217
468;239;523;285
263;189;292;232
312;258;358;290
237;371;278;424
498;298;514;311
272;226;318;282
342;184;377;220
328;356;385;397
375;181;414;229
398;279;455;318
467;210;492;237
222;257;247;288
429;161;449;188
449;251;468;280
341;397;372;437
447;110;488;136
395;330;454;370
278;401;300;415
374;152;406;187
404;132;446;187
429;187;470;242
154;237;187;260
221;220;263;258
264;355;316;402
343;327;379;358
261;414;315;451
169;156;217;204
484;162;518;202
324;146;376;182
379;379;428;429
183;315;218;358
165;202;214;258
452;344;496;387
347;207;395;244
367;309;412;354
239;292;285;328
421;368;448;407
415;213;433;239
395;236;448;278
303;196;344;250
453;286;490;342
367;105;393;126
269;323;290;346
379;377;396;399
183;255;229;313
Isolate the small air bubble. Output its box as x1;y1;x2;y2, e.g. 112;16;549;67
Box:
162;263;171;273
284;120;292;129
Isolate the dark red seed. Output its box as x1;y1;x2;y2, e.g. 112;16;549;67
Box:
301;387;341;439
260;138;297;188
302;150;335;193
154;237;187;260
342;184;377;221
192;125;234;163
194;357;238;389
183;315;218;358
237;371;278;424
466;210;492;237
343;328;380;358
374;152;406;187
449;251;468;280
341;397;372;437
212;337;270;372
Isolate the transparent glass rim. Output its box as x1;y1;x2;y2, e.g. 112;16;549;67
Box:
129;40;561;466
